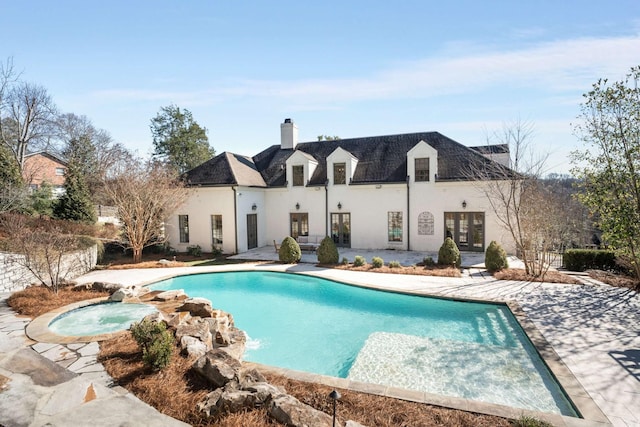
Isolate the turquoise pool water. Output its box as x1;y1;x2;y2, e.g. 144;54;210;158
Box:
150;270;577;416
48;302;157;336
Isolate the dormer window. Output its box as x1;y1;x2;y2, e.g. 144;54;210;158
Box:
415;158;430;182
333;163;346;185
292;165;304;186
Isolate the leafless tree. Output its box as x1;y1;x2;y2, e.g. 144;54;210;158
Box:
102;160;191;263
0;58;58;172
0;214;93;293
55;112;134;203
468;120;564;278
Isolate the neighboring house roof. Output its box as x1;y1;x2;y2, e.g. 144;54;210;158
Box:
186;131;516;187
24;151;68;166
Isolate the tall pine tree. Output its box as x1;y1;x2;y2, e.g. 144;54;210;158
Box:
53;159;96;223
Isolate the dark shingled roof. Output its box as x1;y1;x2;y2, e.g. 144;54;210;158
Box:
186;131;516;187
469;144;510;155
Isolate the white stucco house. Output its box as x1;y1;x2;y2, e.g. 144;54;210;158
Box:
167;119;516;256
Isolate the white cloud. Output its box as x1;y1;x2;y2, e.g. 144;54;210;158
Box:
89;34;640;110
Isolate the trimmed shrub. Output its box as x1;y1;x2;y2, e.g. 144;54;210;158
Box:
278;236;302;263
423;256;435;267
341;257;349;265
131;319;175;371
485;240;509;272
186;245;202;257
563;249;616;272
389;260;401;268
353;255;366;267
438;237;461;267
371;257;384;268
317;236;339;264
211;245;223;257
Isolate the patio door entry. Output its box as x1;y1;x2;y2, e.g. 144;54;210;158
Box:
247;214;258;250
331;213;351;248
444;212;484;252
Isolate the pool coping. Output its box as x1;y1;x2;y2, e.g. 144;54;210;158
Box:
29;265;611;425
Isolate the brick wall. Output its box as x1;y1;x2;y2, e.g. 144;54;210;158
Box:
0;245;98;293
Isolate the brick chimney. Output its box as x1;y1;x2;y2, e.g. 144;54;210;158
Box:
280;118;298;150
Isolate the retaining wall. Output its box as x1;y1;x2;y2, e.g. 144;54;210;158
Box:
0;245;98;293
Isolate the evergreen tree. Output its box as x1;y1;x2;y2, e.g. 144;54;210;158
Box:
150;105;215;174
53;160;96;223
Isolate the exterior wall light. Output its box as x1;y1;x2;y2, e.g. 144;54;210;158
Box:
251;203;257;211
337;202;342;210
295;202;300;210
329;390;341;427
462;200;467;209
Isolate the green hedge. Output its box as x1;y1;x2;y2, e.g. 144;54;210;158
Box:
563;249;616;272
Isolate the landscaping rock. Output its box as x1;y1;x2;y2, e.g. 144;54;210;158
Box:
218;328;246;360
268;393;333;427
196;389;224;417
75;281;124;294
108;289;128;302
152;289;187;302
238;367;267;388
180;335;208;358
177;298;214;318
192;349;241;388
345;420;368;427
141;311;168;324
242;381;284;404
175;318;213;348
165;311;192;329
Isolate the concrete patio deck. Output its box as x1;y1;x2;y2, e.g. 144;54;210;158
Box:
1;257;638;426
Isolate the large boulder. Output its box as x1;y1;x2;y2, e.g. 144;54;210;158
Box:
180;335;208;358
198;380;285;417
176;318;213;352
108;288;130;302
192;349;242;388
165;311;192;329
177;298;215;318
268;393;333;427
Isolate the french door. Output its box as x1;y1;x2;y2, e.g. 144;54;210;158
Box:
331;213;351;248
444;212;484;252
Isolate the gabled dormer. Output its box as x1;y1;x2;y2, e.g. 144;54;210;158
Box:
407;140;438;183
326;147;358;185
286;150;318;187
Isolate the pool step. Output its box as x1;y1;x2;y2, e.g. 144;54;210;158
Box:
476;310;515;347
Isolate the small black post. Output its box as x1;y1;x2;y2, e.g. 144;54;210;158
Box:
329;389;341;427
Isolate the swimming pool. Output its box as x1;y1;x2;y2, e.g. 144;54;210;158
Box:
150;270;577;416
48;302;158;337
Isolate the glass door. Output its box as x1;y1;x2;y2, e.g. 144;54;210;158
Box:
444;212;484;252
331;213;351;247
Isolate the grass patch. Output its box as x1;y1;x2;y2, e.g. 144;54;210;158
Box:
99;333;511;427
7;285;109;317
493;269;581;284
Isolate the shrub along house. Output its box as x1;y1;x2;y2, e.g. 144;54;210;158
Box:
168;119;517;255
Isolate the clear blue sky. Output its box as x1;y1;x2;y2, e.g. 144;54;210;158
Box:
2;1;639;174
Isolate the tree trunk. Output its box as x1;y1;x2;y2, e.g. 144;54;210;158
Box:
133;247;143;264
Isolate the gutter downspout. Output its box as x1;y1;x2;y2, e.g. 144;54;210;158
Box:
406;175;411;251
232;186;238;254
324;180;329;237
